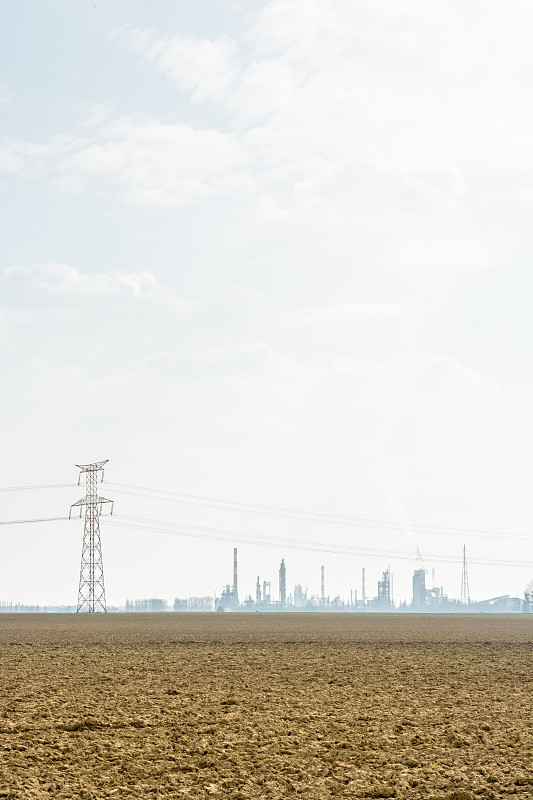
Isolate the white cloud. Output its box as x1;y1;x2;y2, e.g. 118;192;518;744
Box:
3;263;158;297
300;302;432;323
53;4;488;218
142;341;273;377
4;0;533;239
5;0;531;255
0;135;85;177
58;116;248;206
79;103;114;129
127;28;238;103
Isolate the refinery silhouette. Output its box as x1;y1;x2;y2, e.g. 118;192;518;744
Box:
1;460;531;614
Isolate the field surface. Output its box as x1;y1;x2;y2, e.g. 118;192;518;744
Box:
0;613;532;799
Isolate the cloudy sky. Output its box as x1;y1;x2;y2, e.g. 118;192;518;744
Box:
2;0;533;607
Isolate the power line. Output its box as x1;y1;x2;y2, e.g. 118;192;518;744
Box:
106;482;533;542
0;511;528;568
0;475;530;578
0;483;76;492
110;459;525;518
107;514;533;568
0;462;71;469
0;517;70;525
111;462;409;507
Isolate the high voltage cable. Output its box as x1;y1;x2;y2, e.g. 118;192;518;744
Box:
1;478;530;542
0;476;531;544
111;463;406;508
0;517;70;525
106;516;440;560
107;482;533;541
0;512;529;568
0;483;76;492
111;459;523;518
107;514;533;568
0;462;71;469
0;458;522;517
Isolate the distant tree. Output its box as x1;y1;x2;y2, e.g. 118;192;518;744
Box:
128;597;169;612
187;596;214;612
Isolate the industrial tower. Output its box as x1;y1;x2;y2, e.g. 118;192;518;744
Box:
460;544;470;605
279;558;286;606
412;569;426;607
218;548;239;610
70;460;114;613
377;567;394;609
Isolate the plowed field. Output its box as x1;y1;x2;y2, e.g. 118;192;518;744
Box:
0;613;532;799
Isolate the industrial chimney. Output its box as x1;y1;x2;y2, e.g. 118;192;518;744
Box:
233;547;239;605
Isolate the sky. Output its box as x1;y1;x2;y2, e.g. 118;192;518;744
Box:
2;0;533;607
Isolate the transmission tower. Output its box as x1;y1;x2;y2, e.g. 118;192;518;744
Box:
460;544;470;605
70;460;114;613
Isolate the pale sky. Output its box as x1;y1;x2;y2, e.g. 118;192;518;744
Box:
2;0;533;607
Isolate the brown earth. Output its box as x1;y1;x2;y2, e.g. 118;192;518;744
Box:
0;613;532;799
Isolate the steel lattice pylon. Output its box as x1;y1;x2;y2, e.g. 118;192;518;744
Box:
71;460;114;613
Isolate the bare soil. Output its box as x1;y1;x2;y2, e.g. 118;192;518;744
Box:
0;613;532;798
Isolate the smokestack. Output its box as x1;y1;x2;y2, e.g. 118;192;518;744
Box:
362;567;366;607
321;565;325;606
233;547;238;604
256;576;261;604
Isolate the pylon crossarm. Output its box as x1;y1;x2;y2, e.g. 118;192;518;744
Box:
76;460;109;472
71;496;113;508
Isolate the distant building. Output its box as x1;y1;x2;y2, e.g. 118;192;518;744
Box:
294;583;307;608
217;584;239;611
279;559;286;606
216;548;239;610
412;569;426;607
426;586;443;606
375;568;394;610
